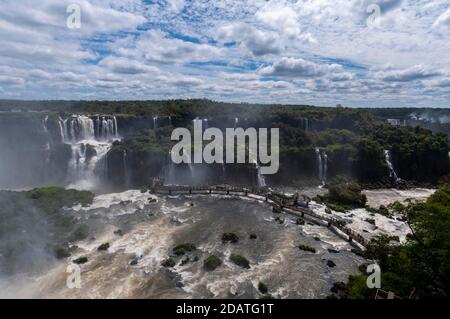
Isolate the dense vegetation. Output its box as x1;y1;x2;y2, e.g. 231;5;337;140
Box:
0;99;449;187
346;184;450;298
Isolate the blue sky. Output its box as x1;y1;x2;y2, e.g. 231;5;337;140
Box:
0;0;450;107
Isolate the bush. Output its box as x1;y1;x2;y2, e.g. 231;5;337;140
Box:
172;243;196;256
230;254;250;269
97;243;110;251
258;282;268;294
204;255;222;271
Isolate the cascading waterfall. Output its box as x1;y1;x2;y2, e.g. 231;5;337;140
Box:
203;118;208;129
153;116;158;130
254;160;266;188
315;148;327;185
384;150;400;182
58;115;120;190
234;117;239;128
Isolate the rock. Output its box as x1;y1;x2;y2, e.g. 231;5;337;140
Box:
129;257;139;266
203;255;222;271
351;248;364;257
365;218;376;225
189;202;194;207
296;218;305;225
330;282;346;293
326;260;336;268
180;258;190;266
97;243;110;251
249;233;257;239
161;258;176;268
73;256;88;264
327;249;339;254
325;208;332;214
54;246;71;259
148;198;157;203
274;217;284;224
298;245;316;253
314;237;321;241
222;233;239;244
230;254;250;269
114;229;123;236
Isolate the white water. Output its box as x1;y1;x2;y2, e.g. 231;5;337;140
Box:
59;115;120;190
254;160;266;188
384;150;399;182
315;148;327;185
153;116;158;130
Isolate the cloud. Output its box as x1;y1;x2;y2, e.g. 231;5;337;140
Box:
433;8;450;29
99;56;159;74
374;65;441;82
259;57;343;78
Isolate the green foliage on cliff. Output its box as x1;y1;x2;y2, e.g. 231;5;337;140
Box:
346;185;450;298
27;187;94;214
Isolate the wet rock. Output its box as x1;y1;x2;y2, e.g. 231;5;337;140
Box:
330;282;346;293
365;218;376;225
325;208;332;214
73;256;88;264
161;258;176;268
298;245;316;253
249;233;257;239
314;237;321;241
274;217;284;224
296;218;305;225
351;248;364;257
114;229;123;236
129;257;139;266
180;258;190;266
326;260;336;268
148;198;157;203
222;233;239;244
328;249;339;254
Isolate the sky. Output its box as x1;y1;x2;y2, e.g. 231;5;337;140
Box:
0;0;449;108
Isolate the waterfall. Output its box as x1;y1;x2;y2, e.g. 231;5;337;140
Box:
234;117;239;128
169;116;173;126
203;118;208;129
305;118;309;132
153;116;158;130
315;148;327;185
254;160;266;188
384;150;399;182
58;114;120;190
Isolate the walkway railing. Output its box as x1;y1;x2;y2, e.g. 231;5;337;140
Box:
150;185;369;248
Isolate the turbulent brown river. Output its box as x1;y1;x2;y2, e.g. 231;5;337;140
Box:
0;190;367;299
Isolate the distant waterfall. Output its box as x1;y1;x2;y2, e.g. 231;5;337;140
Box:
254;160;266;188
234;117;239;128
203;118;208;129
315;148;327;185
384;150;400;182
153;116;158;130
301;118;309;132
58;115;120;190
